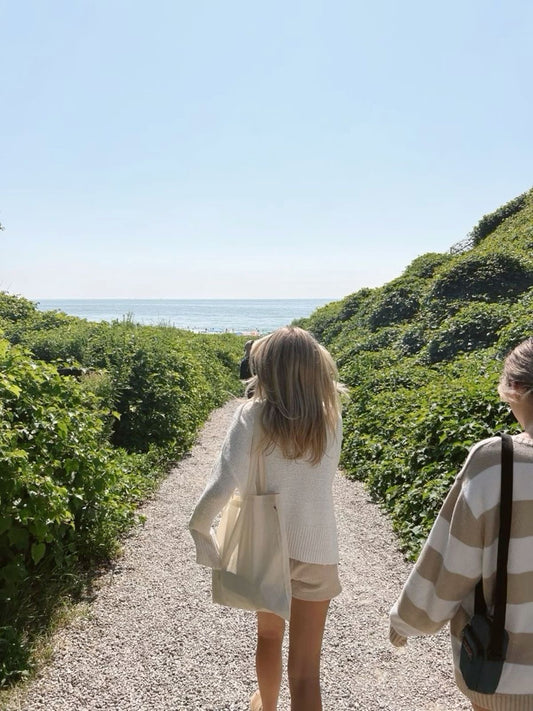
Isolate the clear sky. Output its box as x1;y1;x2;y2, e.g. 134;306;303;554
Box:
1;0;532;300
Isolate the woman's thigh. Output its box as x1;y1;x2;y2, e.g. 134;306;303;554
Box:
288;597;330;677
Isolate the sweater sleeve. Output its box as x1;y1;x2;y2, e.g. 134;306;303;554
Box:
389;448;485;646
188;402;252;568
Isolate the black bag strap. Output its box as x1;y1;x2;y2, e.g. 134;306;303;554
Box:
473;433;513;659
489;432;513;658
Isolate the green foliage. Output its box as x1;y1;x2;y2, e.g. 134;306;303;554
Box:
337;288;374;322
401;252;452;279
300;187;533;558
427;252;533;306
293;299;344;341
0;339;163;683
341;353;515;558
368;284;421;330
397;324;426;356
0;300;244;456
0;294;245;685
0;292;38;326
468;191;528;246
424;302;510;363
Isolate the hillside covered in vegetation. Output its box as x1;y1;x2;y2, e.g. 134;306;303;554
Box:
297;187;533;557
0;298;245;685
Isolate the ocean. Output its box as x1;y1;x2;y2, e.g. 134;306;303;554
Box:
36;299;333;334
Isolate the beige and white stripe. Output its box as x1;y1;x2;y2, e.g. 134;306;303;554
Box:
390;435;533;711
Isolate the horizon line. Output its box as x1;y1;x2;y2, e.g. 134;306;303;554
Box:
35;296;338;301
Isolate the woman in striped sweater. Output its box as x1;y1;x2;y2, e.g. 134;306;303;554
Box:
390;338;533;711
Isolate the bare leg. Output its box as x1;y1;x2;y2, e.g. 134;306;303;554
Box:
472;706;490;711
255;611;285;711
287;598;330;711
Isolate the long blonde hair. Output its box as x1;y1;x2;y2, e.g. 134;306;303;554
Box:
247;326;343;465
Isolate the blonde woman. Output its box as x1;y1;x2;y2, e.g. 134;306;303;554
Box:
389;337;533;711
189;326;344;711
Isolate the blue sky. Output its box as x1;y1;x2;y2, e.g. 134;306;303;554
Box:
1;0;532;299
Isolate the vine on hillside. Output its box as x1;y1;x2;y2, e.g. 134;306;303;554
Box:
468;191;528;246
300;189;533;559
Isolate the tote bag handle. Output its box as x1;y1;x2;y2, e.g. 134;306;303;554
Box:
244;412;267;496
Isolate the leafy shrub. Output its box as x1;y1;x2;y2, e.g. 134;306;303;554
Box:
368;285;421;330
468;191;528;246
423;302;510;363
296;188;533;559
339;348;401;389
0;338;170;684
337;288;374;323
0;294;81;348
82;323;241;454
341;352;515;557
0;293;37;324
294;299;344;342
495;289;533;355
21;321;94;363
336;330;401;367
0;294;244;685
397;324;426;355
427;252;533;305
401;252;451;279
3;308;243;456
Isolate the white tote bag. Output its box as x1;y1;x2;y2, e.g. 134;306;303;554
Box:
212;418;292;620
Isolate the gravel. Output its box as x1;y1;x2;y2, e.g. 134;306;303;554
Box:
7;398;471;711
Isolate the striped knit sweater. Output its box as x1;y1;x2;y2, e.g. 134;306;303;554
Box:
389;434;533;711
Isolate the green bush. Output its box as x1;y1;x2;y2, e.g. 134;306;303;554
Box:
341;353;515;557
294;299;344;341
427;252;533;305
397;324;426;355
21;320;93;363
0;293;37;325
0;293;245;685
424;302;510;363
0;338;169;684
1;301;244;456
337;288;374;323
468;191;528;246
336;329;401;366
368;284;421;330
401;252;452;279
495;290;533;355
299;188;533;558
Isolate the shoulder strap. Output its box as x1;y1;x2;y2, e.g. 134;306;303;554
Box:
488;432;513;658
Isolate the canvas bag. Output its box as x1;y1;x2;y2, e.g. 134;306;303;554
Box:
212;416;292;620
459;432;513;694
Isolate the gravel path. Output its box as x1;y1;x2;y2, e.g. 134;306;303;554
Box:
7;398;471;711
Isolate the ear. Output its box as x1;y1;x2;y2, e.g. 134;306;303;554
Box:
510;380;530;395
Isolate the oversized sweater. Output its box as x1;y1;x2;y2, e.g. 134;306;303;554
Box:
189;399;342;567
389;434;533;711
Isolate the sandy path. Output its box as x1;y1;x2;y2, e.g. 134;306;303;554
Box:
6;398;470;711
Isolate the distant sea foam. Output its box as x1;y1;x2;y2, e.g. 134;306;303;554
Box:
36;299;333;335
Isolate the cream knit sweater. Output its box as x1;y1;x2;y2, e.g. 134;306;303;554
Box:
189;400;342;567
389;434;533;711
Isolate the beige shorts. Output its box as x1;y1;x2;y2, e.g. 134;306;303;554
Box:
289;559;342;602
